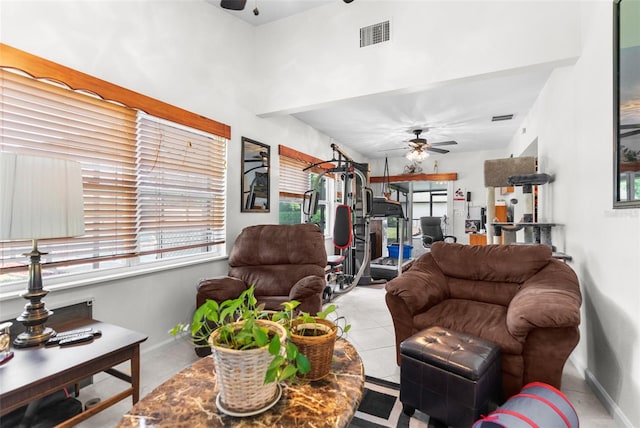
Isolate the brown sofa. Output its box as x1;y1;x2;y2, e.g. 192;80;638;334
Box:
385;242;582;398
197;223;327;315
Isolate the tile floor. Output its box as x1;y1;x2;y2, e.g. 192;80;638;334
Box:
76;284;616;427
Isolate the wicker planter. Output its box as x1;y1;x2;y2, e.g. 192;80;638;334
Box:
290;318;338;381
209;320;286;414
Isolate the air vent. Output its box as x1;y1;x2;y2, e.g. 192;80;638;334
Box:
360;20;390;48
492;114;514;122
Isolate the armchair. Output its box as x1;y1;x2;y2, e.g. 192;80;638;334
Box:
420;216;456;248
198;223;327;312
195;224;328;355
385;242;582;398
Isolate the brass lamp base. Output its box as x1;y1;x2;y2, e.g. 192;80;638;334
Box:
13;288;55;348
13;241;56;348
13;326;55;348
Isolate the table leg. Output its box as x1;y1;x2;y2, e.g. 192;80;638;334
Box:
131;345;141;404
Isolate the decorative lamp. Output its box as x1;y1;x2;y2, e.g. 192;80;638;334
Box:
406;149;429;162
0;152;85;347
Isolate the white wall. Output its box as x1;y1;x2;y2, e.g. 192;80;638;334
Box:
254;0;582;116
0;261;228;351
509;3;639;426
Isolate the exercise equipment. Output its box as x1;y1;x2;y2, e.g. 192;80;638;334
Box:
369;196;409;281
324;204;353;301
304;144;385;299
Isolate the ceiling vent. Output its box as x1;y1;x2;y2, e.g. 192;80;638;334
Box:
360;20;390;48
492;114;514;122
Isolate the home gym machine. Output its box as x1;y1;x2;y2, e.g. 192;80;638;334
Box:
303;144;406;301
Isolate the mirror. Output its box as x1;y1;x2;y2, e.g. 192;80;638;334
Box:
241;137;270;212
614;0;640;207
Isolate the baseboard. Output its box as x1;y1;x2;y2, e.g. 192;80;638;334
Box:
143;335;189;354
571;356;634;428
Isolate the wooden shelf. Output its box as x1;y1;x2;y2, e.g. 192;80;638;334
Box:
370;172;457;183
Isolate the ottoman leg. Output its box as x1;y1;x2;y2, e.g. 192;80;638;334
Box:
402;403;415;417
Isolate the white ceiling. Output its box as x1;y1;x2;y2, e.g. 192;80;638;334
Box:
211;0;551;160
291;69;551;159
207;0;334;27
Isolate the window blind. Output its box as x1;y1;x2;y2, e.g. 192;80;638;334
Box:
279;156;311;199
0;67;227;277
0;69;138;272
279;145;334;199
136;113;226;257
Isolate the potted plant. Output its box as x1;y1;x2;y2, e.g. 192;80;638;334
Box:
171;286;310;415
274;302;350;381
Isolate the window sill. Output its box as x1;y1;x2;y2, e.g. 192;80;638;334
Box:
0;253;228;302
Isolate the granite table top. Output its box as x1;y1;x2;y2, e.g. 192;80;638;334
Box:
117;338;365;427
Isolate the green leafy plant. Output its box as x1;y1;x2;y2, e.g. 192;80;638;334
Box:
273;302;351;337
170;285;310;384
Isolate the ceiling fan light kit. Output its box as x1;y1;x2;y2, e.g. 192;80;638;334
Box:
406;149;429;162
404;129;457;159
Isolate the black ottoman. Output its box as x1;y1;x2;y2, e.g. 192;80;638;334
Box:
399;327;502;428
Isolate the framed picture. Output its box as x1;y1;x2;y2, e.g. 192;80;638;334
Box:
614;0;640;207
465;220;481;234
241;137;270;212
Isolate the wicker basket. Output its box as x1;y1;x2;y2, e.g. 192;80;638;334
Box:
290;318;338;381
209;320;286;413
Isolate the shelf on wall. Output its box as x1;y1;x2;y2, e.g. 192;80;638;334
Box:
370;172;458;183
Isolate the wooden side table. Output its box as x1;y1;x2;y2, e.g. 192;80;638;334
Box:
0;319;147;427
117;338;365;427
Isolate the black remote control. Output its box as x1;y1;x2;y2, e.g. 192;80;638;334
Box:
56;327;93;338
45;328;100;347
59;333;95;346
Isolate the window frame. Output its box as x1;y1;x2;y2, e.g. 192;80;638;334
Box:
0;44;230;139
277;145;336;236
613;1;640;208
0;44;230;288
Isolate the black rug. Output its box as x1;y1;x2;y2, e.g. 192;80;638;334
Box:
349;376;443;428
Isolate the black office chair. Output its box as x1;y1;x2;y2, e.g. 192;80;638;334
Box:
420;216;457;248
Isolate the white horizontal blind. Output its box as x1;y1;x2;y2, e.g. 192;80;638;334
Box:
136;113;226;258
0;69;138;273
279;155;311;199
0;68;227;279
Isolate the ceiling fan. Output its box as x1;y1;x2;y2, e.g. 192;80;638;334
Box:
244;151;269;175
244;151;269;163
405;129;457;161
220;0;354;13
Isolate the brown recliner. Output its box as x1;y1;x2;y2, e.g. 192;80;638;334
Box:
385;242;582;398
197;223;328;315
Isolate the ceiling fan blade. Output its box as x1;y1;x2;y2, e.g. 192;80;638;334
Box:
426;147;450;154
430;140;458;146
376;147;406;152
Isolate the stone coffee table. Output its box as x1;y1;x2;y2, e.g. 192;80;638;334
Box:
117;338;364;427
